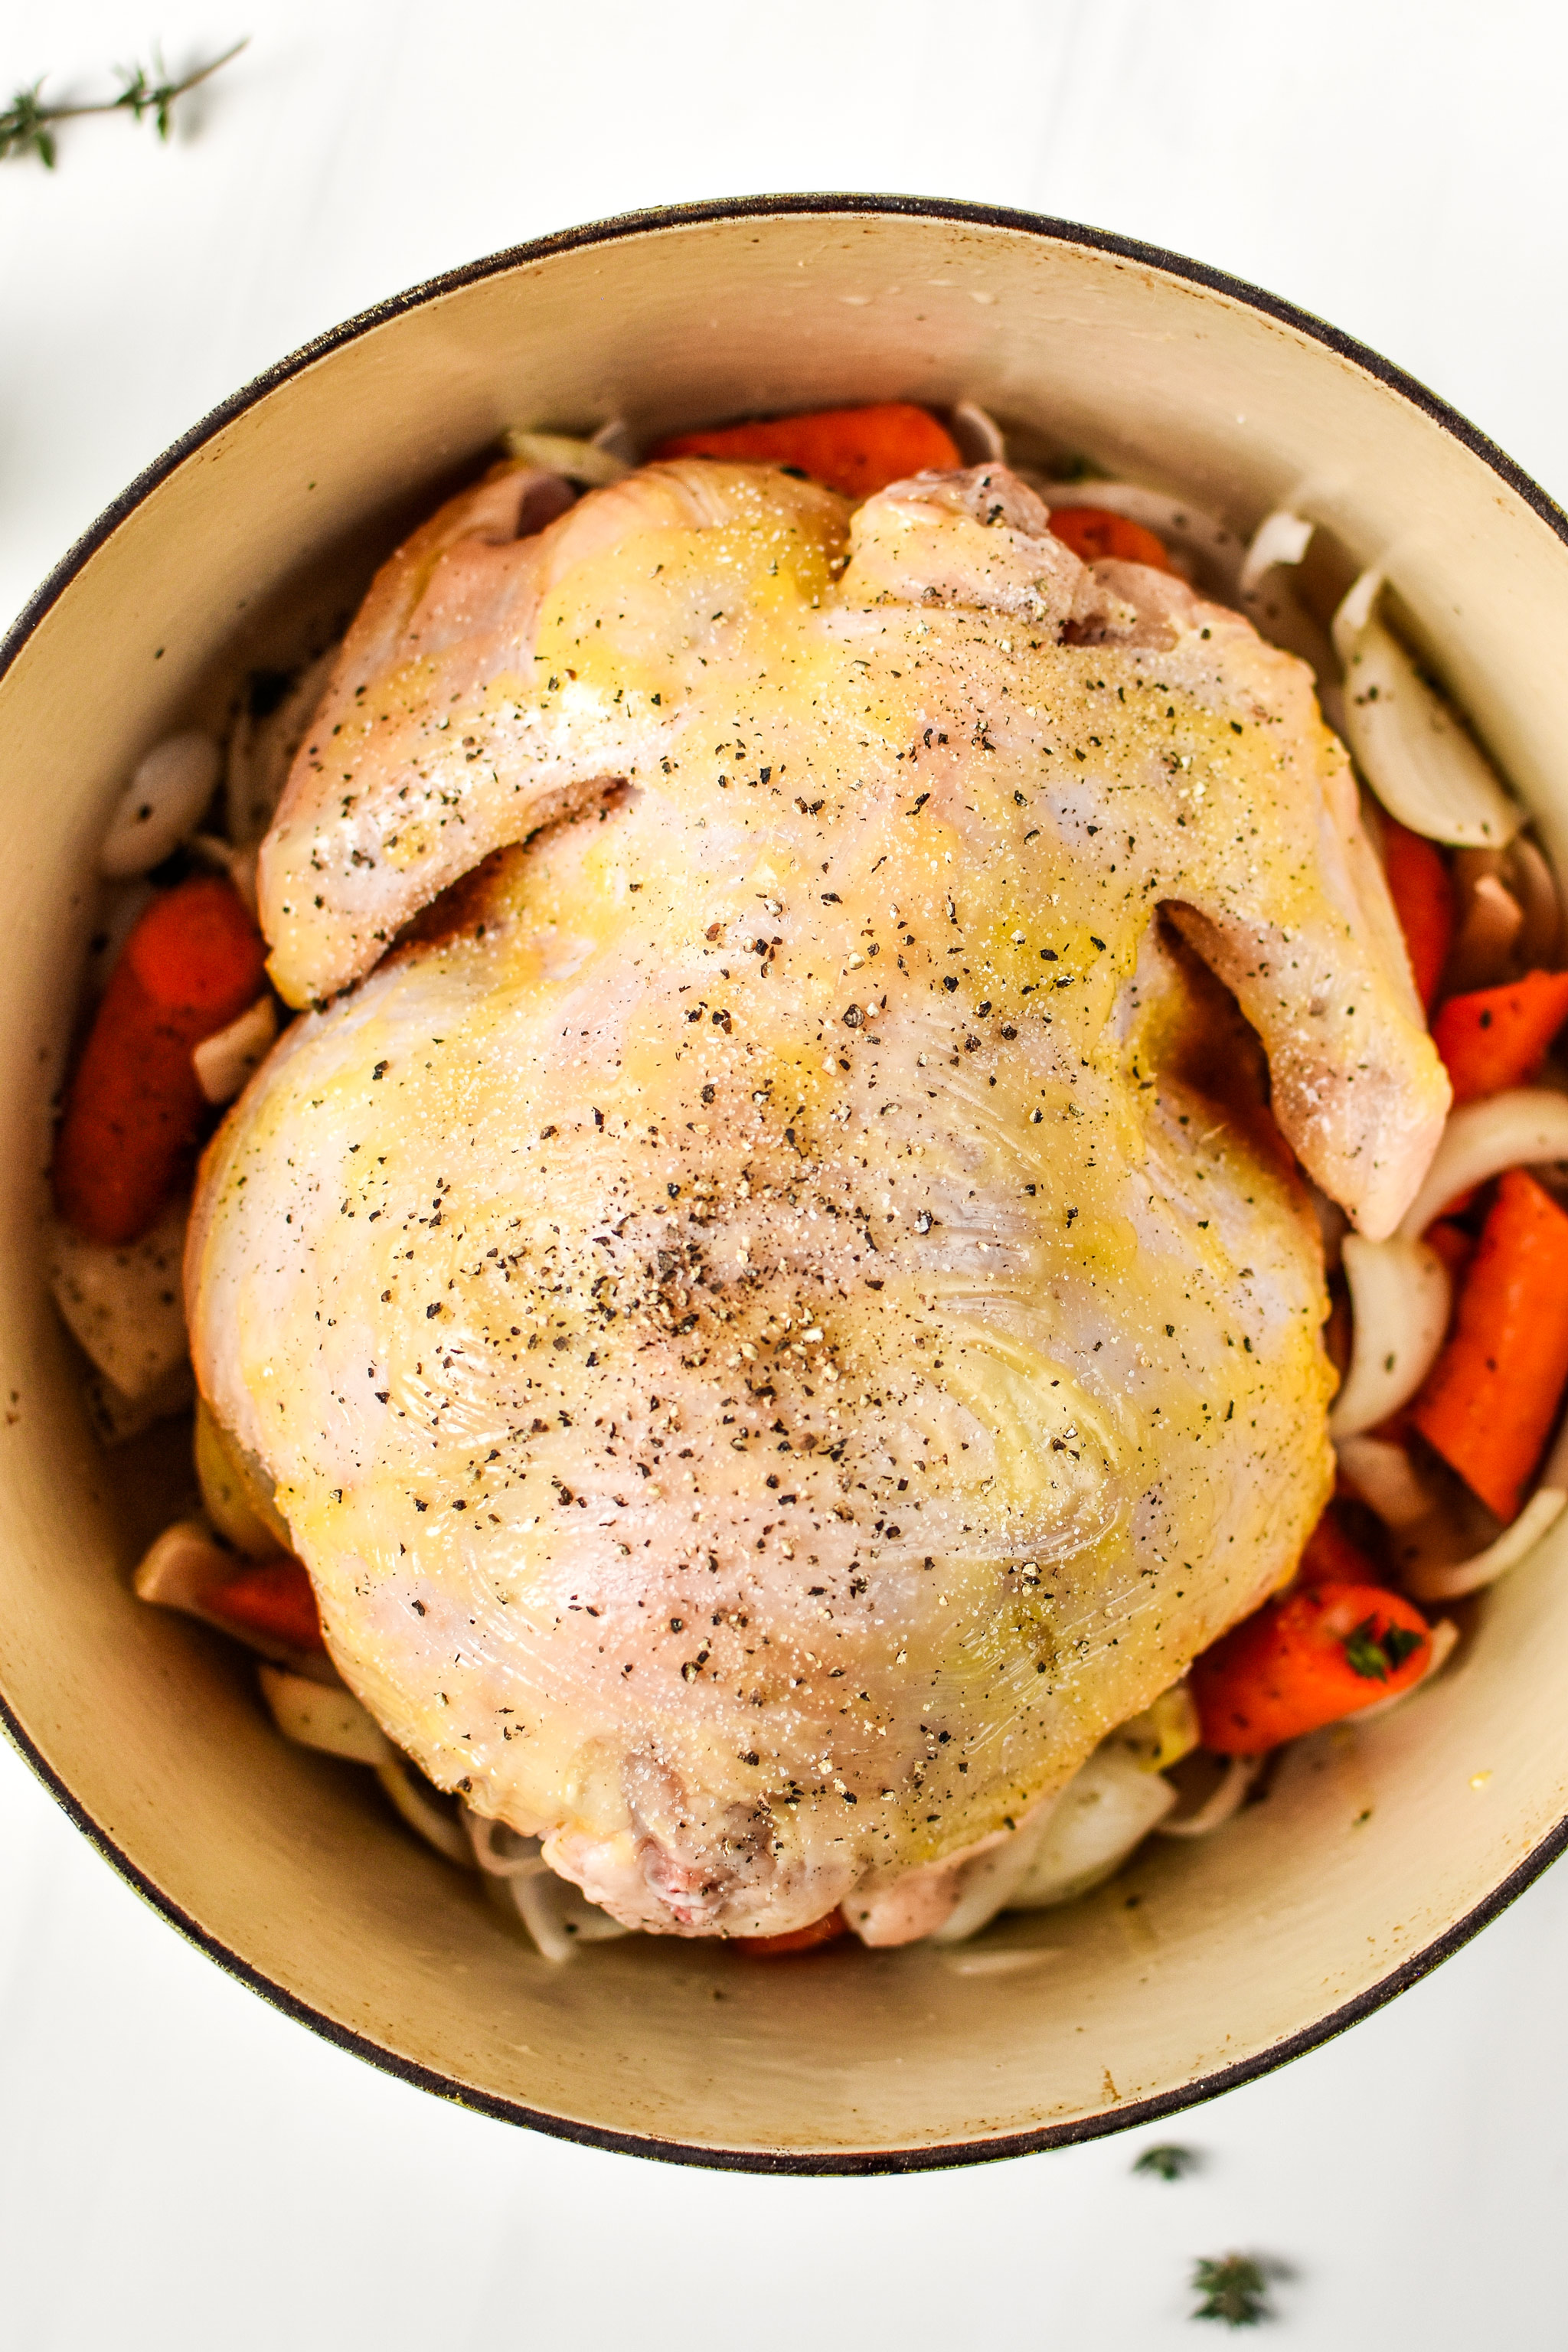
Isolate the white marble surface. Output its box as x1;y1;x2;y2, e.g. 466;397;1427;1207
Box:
3;5;1567;2341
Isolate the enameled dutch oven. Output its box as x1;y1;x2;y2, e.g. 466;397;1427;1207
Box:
2;196;1566;2171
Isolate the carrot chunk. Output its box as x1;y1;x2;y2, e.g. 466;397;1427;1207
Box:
53;877;266;1245
1295;1505;1383;1587
1046;505;1174;572
1410;1166;1568;1521
734;1906;847;1957
205;1558;325;1654
651;403;960;501
1191;1583;1431;1756
1431;968;1568;1105
1380;818;1455;1012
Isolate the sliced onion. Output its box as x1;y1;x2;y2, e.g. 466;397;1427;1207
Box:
929;1793;1060;1944
1328;1233;1451;1439
1398;1089;1568;1239
1446;871;1524;994
1511;836;1563;967
1403;1485;1567;1602
464;1811;544;1877
193;995;278;1106
511;1869;630;1961
1008;1742;1176;1908
375;1756;474;1867
1334;591;1521;848
590;417;638;464
949;400;1005;464
1155;1755;1260;1838
100;733;221;877
1336;1434;1441;1527
48;1195;189;1400
501;428;629;487
258;1664;390;1765
1240;509;1314;596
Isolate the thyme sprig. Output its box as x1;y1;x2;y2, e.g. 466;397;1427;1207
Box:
1135;2143;1198;2181
1;38;247;169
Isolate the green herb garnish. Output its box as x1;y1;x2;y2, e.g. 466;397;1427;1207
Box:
2;39;247;169
1191;2255;1272;2328
1343;1616;1423;1681
1135;2143;1197;2181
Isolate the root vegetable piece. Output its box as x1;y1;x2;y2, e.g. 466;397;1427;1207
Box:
52;876;266;1244
651;403;960;500
1410;1167;1568;1521
1296;1504;1385;1585
1047;505;1174;572
207;1559;325;1654
1191;1582;1432;1755
1380;817;1455;1011
735;1907;848;1956
1432;969;1568;1106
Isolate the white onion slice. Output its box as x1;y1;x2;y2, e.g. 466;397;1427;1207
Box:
1008;1743;1175;1909
511;1870;630;1960
465;1812;544;1877
258;1664;390;1766
48;1196;189;1400
1398;1088;1568;1239
376;1756;474;1867
501;428;629;486
1336;1434;1442;1527
1240;509;1313;595
193;995;278;1106
1328;1233;1451;1439
1403;1485;1568;1602
1445;872;1524;994
1155;1755;1260;1838
100;733;220;877
929;1792;1060;1944
590;416;637;464
949;400;1005;463
1335;599;1521;848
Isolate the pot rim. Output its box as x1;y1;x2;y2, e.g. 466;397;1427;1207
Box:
5;190;1566;2175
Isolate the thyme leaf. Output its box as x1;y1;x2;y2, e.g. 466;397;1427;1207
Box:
1135;2143;1197;2181
1343;1615;1423;1682
1191;2254;1272;2328
1;38;247;168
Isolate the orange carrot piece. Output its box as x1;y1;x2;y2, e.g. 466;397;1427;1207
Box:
652;403;960;501
1431;968;1568;1105
1410;1167;1568;1521
1046;505;1174;573
53;877;266;1246
1423;1217;1476;1282
205;1558;325;1655
734;1906;848;1957
1191;1582;1431;1756
1380;818;1455;1012
1295;1506;1383;1587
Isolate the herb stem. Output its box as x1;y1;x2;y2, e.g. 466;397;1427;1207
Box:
2;38;249;168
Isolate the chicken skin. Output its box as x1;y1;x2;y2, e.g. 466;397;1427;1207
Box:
188;459;1448;1942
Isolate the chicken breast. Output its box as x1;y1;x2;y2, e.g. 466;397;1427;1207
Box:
190;459;1448;1942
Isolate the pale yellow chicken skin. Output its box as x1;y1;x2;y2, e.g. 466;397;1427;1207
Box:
188;459;1447;1942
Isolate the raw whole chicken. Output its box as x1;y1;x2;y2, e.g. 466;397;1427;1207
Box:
186;456;1449;1942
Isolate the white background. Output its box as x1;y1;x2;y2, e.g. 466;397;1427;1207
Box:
3;5;1566;2343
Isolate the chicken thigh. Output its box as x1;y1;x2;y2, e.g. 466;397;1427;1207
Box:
188;459;1448;1942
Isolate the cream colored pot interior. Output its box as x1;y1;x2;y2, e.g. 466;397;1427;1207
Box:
2;204;1566;2166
